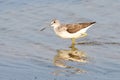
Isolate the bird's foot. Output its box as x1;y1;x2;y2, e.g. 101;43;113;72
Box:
69;44;78;51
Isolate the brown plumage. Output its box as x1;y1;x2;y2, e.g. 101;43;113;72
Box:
66;22;96;33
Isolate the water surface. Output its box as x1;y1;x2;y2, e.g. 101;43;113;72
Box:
0;0;120;80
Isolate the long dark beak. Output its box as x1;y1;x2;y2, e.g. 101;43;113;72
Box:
40;27;46;31
40;25;51;31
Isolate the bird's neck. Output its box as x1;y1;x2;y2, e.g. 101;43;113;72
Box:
53;24;61;33
53;24;60;29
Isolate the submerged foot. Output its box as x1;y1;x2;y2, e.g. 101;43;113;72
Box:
69;44;78;51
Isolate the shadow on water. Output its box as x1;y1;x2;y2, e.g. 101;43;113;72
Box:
52;45;88;76
77;41;120;46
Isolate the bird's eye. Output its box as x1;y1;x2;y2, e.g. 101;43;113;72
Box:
51;20;56;25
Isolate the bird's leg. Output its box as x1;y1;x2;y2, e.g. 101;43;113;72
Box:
71;38;76;45
71;45;78;51
81;33;88;38
69;38;78;51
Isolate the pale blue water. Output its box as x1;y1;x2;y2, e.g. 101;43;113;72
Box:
0;0;120;80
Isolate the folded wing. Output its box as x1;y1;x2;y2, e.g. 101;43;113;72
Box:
66;22;96;33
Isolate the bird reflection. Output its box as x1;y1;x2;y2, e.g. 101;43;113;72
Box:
53;45;88;75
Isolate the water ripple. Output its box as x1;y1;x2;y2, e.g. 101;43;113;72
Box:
78;41;120;46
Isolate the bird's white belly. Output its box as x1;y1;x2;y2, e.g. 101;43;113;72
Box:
55;30;83;39
59;31;81;38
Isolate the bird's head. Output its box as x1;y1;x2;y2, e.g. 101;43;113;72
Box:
51;19;60;28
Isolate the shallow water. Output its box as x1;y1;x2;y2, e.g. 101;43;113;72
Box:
0;0;120;80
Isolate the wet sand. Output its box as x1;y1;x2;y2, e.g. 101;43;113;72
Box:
0;0;120;80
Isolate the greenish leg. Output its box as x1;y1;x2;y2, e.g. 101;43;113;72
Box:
69;38;78;51
71;38;76;45
81;33;88;37
71;46;78;51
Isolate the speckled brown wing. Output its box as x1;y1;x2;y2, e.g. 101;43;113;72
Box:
66;22;96;33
